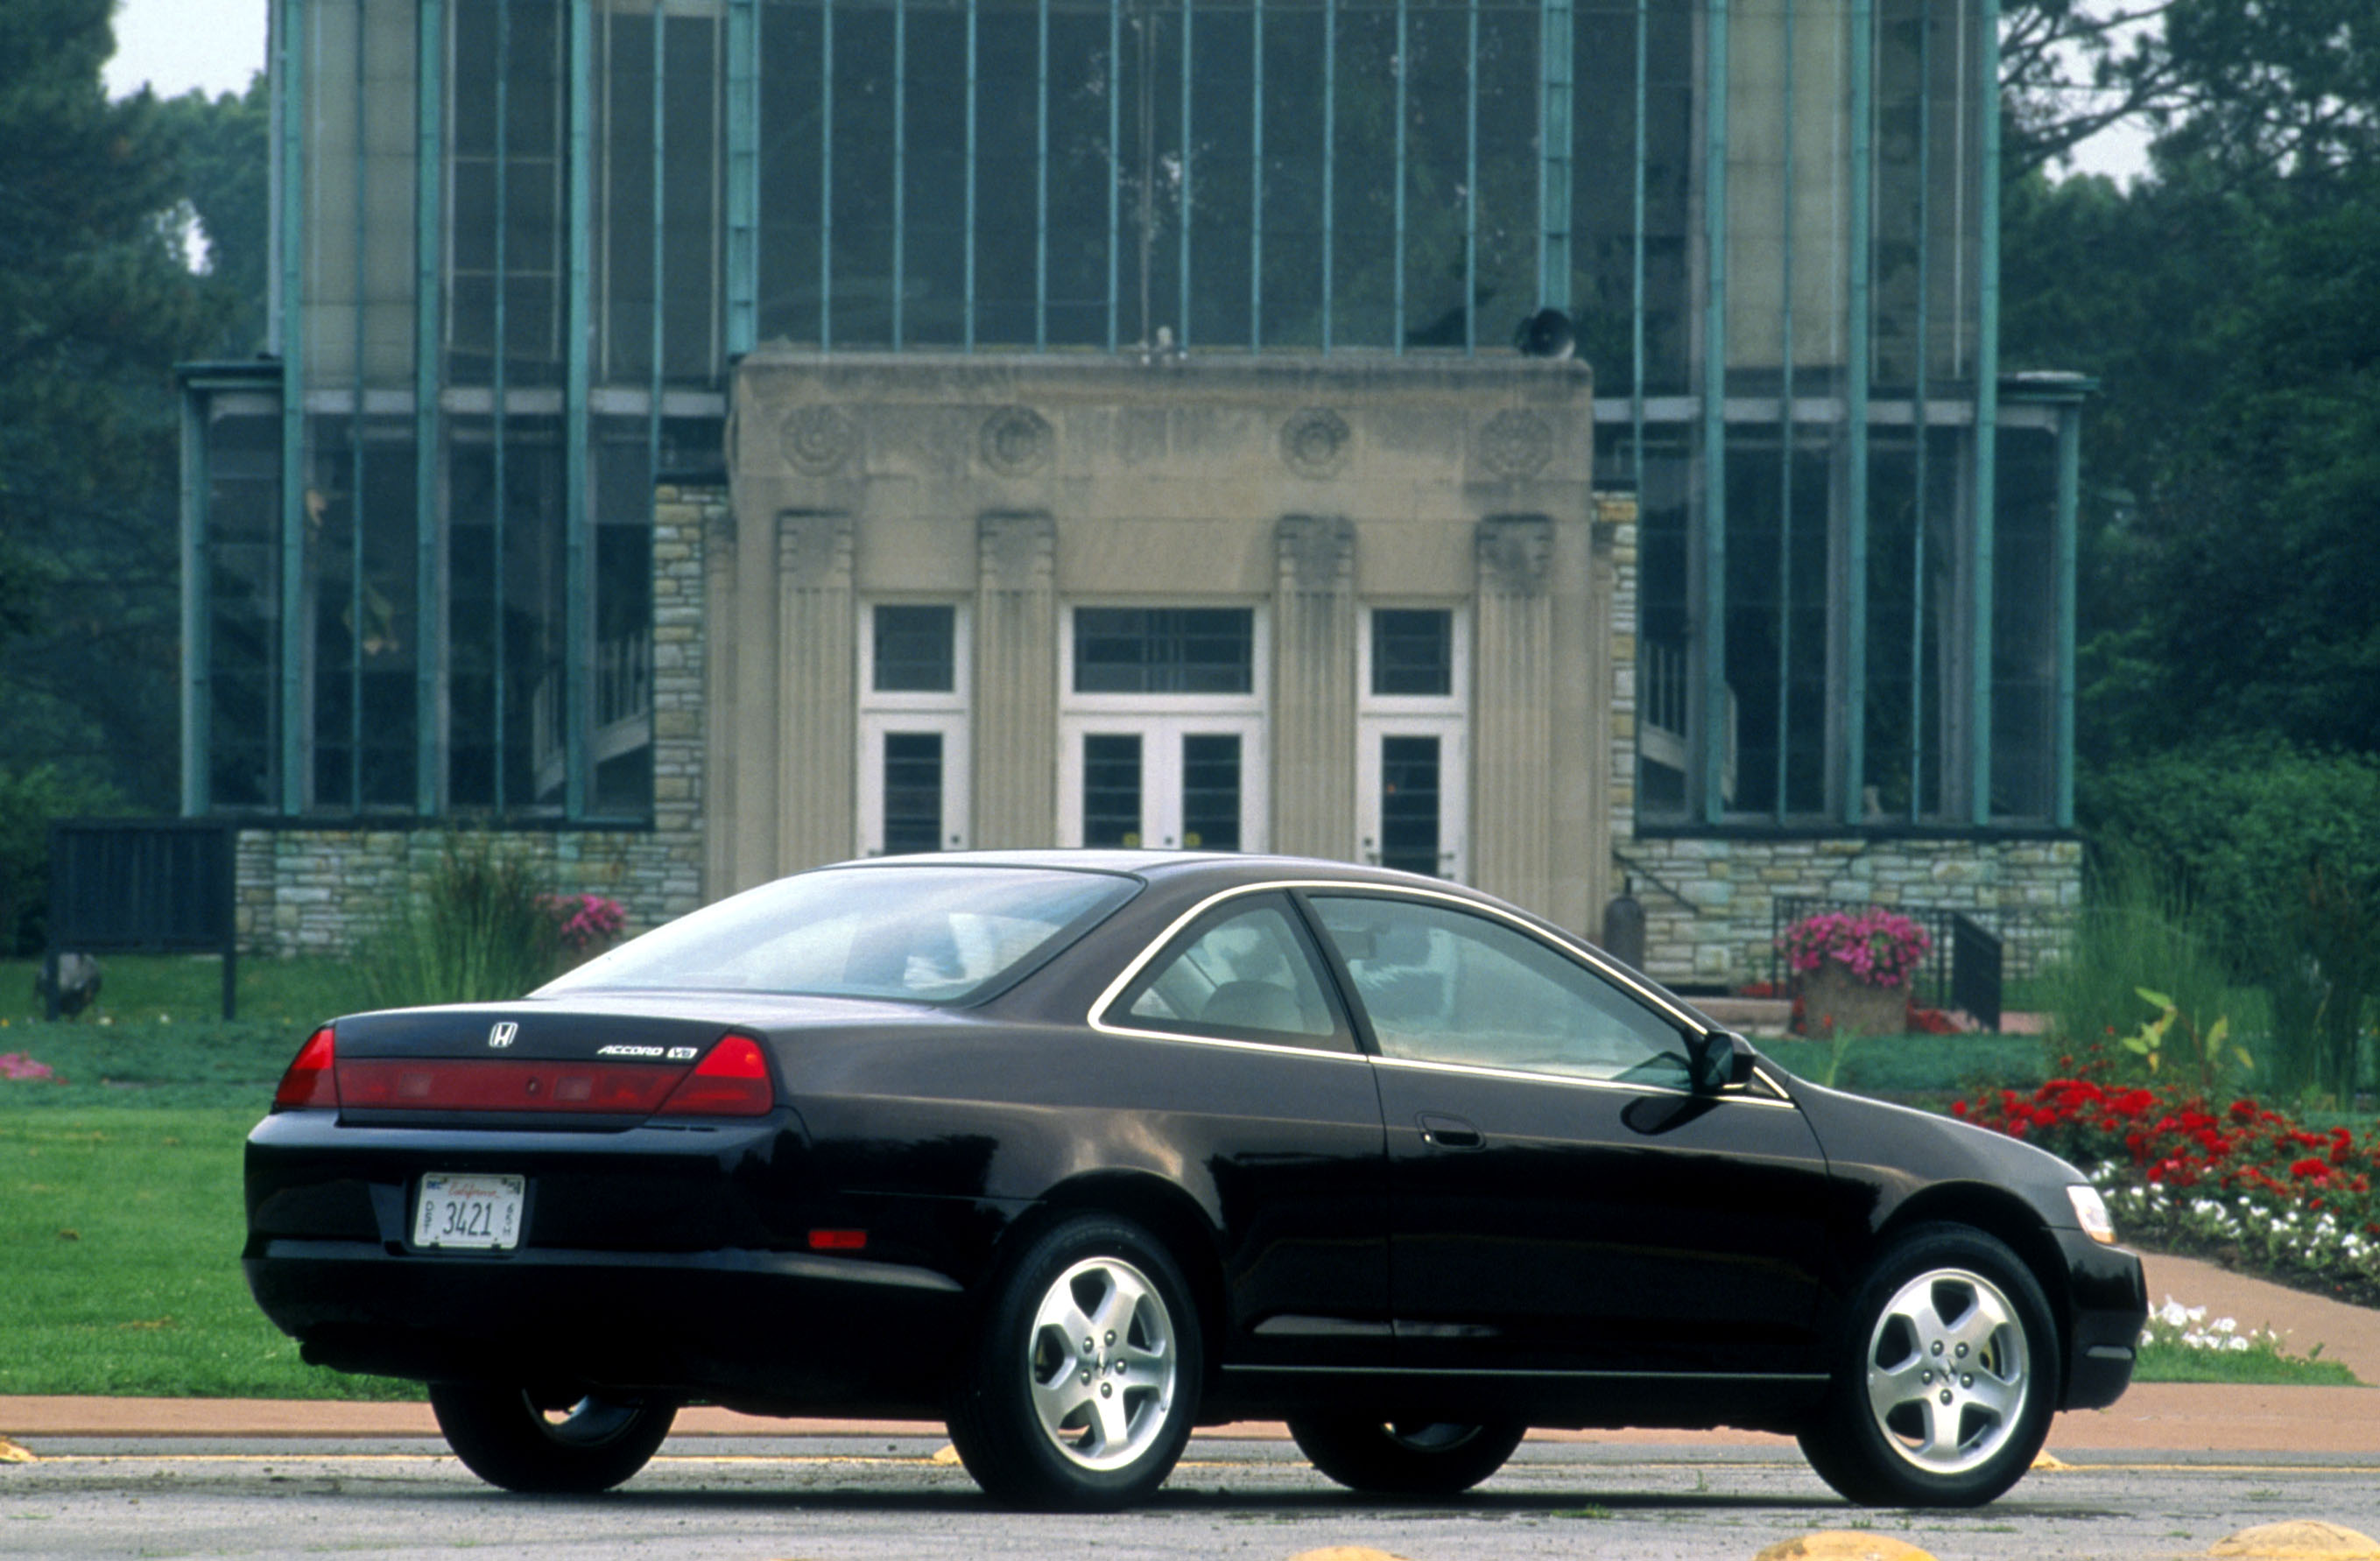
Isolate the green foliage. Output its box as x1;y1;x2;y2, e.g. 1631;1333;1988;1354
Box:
152;74;268;356
0;1108;419;1398
2037;854;2236;1080
2086;745;2380;1100
0;0;235;808
0;764;123;955
356;837;565;1008
2121;986;2251;1089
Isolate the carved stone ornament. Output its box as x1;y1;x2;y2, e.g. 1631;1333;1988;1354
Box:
1479;408;1554;479
980;405;1054;476
779;405;857;476
1279;407;1352;480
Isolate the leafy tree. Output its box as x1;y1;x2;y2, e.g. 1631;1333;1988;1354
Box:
156;74;270;357
0;0;231;809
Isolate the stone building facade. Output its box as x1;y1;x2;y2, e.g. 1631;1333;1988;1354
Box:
231;417;2077;995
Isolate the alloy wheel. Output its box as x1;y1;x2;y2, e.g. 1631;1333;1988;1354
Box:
1862;1266;2031;1477
1026;1255;1179;1472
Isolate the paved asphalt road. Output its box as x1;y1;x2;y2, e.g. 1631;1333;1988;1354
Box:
5;1434;2377;1561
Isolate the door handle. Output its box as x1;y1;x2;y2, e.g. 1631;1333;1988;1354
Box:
1416;1113;1483;1150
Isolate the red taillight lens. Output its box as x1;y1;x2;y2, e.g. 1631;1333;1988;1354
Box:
656;1034;775;1118
274;1027;339;1110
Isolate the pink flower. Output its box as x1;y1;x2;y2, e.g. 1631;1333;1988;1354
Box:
0;1052;58;1082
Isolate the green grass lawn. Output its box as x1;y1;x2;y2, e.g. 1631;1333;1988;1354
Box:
0;1106;417;1400
2132;1335;2361;1386
1756;1032;2053;1097
1;953;373;1034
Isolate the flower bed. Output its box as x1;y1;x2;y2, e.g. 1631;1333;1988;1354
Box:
1952;1074;2380;1309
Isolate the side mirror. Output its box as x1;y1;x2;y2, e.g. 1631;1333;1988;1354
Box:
1690;1030;1757;1093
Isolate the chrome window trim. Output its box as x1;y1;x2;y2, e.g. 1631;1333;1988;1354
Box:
1086;877;1792;1105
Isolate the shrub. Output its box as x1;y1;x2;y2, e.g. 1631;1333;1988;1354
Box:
356;837;563;1009
0;765;125;955
2085;742;2380;1100
2036;852;2234;1083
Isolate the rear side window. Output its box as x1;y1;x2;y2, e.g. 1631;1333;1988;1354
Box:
542;866;1137;1003
1307;893;1690;1085
1109;894;1355;1053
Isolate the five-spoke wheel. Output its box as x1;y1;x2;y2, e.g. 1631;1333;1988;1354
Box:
947;1214;1201;1509
1799;1224;2056;1507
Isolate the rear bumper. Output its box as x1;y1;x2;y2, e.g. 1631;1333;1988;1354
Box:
243;1107;982;1412
2055;1229;2148;1411
244;1239;964;1410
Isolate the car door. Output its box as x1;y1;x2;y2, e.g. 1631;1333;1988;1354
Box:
1095;889;1392;1370
1300;889;1834;1378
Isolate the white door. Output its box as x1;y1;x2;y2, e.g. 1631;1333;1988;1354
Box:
858;714;970;855
1058;716;1266;852
1356;716;1466;881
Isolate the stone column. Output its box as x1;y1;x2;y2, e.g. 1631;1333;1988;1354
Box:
975;511;1058;847
1271;514;1357;860
776;510;857;874
1471;515;1558;923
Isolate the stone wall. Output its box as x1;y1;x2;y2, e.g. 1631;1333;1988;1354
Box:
1616;833;2083;991
233;488;720;958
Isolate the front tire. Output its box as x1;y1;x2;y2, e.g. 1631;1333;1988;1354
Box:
1287;1416;1526;1496
427;1382;676;1494
1798;1223;2057;1508
946;1213;1202;1510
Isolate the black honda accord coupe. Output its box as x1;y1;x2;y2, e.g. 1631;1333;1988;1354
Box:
245;851;2144;1509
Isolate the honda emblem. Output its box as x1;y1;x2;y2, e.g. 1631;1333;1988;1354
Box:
488;1022;518;1049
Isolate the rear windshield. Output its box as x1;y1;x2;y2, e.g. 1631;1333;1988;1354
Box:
538;865;1138;1003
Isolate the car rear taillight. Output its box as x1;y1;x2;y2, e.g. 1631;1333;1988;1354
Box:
274;1027;340;1110
656;1034;775;1118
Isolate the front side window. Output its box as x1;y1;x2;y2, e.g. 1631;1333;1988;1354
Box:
543;866;1135;1002
1307;894;1689;1085
1112;896;1350;1051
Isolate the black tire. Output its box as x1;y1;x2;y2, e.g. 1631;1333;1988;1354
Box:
427;1382;676;1494
946;1213;1202;1510
1797;1223;2058;1508
1287;1416;1527;1496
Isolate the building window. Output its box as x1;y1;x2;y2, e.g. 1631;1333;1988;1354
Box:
859;601;970;855
1073;608;1255;695
872;603;957;693
1371;608;1454;698
1358;607;1467;880
1060;605;1265;852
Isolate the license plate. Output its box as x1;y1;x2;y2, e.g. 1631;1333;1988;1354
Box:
412;1173;525;1250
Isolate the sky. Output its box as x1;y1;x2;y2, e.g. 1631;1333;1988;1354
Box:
101;0;2153;181
104;0;267;102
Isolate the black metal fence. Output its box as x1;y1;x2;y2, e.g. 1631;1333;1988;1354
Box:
1771;897;2004;1033
46;820;239;1020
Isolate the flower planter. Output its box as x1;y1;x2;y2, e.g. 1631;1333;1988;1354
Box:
1799;960;1912;1038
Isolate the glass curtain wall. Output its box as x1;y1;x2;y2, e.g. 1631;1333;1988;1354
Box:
222;0;714;821
207;0;2065;831
756;0;1545;352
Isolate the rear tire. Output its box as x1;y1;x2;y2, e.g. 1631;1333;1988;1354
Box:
1286;1416;1526;1496
1797;1223;2057;1508
946;1213;1201;1511
428;1382;675;1494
